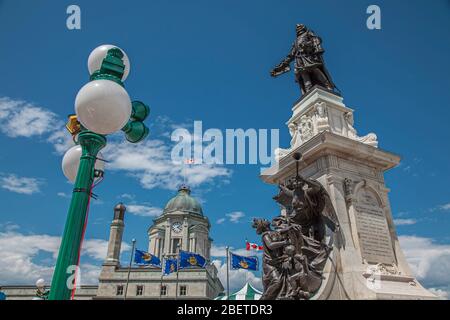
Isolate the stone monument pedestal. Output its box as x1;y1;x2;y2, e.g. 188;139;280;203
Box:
262;87;436;300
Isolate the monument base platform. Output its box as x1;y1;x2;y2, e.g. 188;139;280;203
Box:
262;88;437;300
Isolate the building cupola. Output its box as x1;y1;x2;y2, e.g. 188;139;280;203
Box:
162;185;203;216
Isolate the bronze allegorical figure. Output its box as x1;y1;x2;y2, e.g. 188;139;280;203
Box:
253;153;344;300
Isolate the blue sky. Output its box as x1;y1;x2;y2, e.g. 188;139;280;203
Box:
0;0;449;296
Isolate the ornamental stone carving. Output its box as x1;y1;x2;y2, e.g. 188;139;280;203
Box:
299;115;313;142
314;101;330;132
366;263;399;276
344;112;378;148
275;89;380;162
343;178;354;203
288;122;302;149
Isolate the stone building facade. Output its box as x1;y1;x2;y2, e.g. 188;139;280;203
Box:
96;185;223;299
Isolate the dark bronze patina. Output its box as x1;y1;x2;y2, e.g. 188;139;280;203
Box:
270;24;336;96
253;153;344;300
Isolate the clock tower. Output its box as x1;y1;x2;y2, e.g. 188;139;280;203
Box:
147;185;212;259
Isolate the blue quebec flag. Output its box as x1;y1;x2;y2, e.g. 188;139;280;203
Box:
179;250;207;269
163;258;178;275
230;252;258;271
134;249;161;267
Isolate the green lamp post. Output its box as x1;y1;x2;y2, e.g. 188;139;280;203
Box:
49;45;149;300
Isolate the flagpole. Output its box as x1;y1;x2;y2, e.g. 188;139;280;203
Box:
159;254;164;300
124;238;136;300
182;161;186;186
175;243;180;300
246;266;249;287
226;246;230;300
244;239;249;287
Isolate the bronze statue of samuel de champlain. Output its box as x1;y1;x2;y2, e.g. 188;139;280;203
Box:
253;24;344;300
270;24;337;96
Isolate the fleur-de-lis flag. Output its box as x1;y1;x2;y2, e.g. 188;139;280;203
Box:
134;249;161;267
230;252;258;271
179;250;207;269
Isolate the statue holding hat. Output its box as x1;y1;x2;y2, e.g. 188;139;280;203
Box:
270;24;337;96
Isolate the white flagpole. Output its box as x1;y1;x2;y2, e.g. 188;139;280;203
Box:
183;161;187;186
159;254;165;300
124;238;136;300
226;246;230;300
246;266;249;287
175;244;180;300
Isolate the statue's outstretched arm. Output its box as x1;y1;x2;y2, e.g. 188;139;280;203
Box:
270;43;295;77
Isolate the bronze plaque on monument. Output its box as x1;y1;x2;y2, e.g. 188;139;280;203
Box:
354;188;396;265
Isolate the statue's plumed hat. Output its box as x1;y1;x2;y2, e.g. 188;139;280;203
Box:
296;24;306;33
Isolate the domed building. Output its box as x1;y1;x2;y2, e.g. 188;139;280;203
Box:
148;185;211;259
95;185;223;300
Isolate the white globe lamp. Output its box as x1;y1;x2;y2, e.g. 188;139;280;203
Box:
87;44;130;81
62;145;105;183
36;278;45;289
75;80;132;135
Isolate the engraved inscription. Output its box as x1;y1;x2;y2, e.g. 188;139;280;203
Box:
354;188;396;265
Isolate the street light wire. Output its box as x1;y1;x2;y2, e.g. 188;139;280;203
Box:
95;156;110;163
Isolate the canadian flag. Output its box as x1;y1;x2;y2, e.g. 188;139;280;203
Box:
246;240;263;251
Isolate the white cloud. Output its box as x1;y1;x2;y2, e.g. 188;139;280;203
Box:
0;97;59;138
47;129;75;155
226;211;245;223
0;174;42;195
212;259;262;293
0;227;130;285
0;96;74;154
393;218;417;226
57;192;70;198
0;222;20;232
0;230;60;285
119;193;135;200
395;211;410;217
126;204;162;217
73;263;103;286
104;139;231;191
428;288;448;299
81;239;131;262
399;235;450;298
428;203;450;213
210;245;228;257
215;211;247;225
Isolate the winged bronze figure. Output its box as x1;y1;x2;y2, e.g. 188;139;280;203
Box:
253;153;344;300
